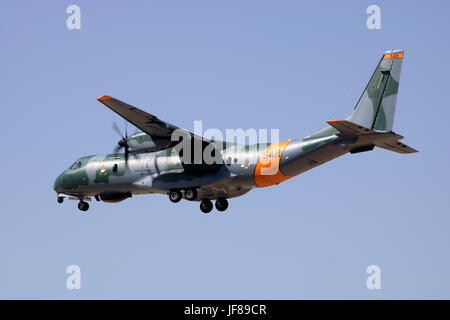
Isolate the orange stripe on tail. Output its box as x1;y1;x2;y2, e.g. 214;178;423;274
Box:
383;52;404;60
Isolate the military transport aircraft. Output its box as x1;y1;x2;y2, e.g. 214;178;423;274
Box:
54;49;417;213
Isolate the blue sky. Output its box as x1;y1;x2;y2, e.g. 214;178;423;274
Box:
1;0;449;299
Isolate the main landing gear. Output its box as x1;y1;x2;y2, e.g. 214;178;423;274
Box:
78;201;89;211
215;198;228;212
200;198;228;214
200;199;213;213
168;190;182;203
168;189;198;202
184;188;198;201
168;189;230;213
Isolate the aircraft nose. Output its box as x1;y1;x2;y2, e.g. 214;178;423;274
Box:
53;172;65;192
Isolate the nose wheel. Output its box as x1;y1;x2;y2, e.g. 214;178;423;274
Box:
78;201;89;211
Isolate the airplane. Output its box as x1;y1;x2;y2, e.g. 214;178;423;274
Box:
53;49;417;213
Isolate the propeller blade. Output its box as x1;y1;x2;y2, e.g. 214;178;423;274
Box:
111;121;131;168
112;122;124;139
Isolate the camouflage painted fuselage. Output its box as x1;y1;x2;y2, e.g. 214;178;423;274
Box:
52;126;368;201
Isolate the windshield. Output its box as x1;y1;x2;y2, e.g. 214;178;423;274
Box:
69;161;82;170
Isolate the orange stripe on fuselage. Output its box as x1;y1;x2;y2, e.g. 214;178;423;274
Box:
254;140;292;187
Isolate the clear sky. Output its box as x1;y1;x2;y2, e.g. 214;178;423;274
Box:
1;0;449;299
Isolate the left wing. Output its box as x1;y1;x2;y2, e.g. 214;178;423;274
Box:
97;95;223;171
98;95;191;139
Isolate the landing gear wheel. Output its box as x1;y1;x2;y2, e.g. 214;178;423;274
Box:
184;188;198;201
169;190;182;203
78;201;89;211
215;198;228;212
57;196;64;204
200;199;213;214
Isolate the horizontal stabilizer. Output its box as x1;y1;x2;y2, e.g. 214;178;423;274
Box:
327;120;378;136
327;120;418;154
376;140;418;154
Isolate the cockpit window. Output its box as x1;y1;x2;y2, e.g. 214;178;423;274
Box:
69;161;82;170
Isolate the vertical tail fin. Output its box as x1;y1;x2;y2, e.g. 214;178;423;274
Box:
347;49;404;132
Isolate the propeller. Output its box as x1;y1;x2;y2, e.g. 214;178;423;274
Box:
113;121;130;165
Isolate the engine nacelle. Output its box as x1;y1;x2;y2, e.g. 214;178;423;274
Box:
126;132;173;154
99;192;132;203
